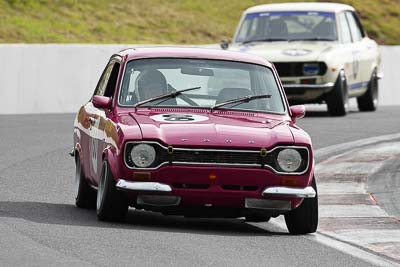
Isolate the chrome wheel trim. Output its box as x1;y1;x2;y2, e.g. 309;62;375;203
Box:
74;156;81;198
97;163;107;211
341;72;349;113
372;73;379;108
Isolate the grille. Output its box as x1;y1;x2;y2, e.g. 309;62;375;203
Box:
274;62;327;77
159;149;274;166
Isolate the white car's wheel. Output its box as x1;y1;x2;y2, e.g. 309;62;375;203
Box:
357;70;378;111
326;71;348;116
96;160;128;221
284;177;318;235
75;153;96;209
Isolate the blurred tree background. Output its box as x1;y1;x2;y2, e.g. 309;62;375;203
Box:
0;0;398;44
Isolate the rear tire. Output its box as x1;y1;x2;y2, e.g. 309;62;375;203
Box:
326;71;348;116
357;70;378;111
284;178;318;235
75;154;96;209
96;160;128;221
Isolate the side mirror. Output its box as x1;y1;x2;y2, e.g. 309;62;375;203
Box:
220;39;230;50
290;105;306;123
92;95;112;109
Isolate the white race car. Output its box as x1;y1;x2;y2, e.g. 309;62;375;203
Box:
224;3;381;116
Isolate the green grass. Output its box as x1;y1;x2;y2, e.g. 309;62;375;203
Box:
0;0;399;44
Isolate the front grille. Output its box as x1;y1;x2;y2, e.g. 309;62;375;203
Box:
274;62;327;77
159;150;273;166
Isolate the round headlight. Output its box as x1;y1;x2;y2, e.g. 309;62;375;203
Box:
130;144;156;168
276;148;302;172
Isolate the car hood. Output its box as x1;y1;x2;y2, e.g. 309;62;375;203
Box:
126;109;294;148
231;41;334;62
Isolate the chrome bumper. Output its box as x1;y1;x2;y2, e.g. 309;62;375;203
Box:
116;179;172;192
283;82;334;90
262;186;316;198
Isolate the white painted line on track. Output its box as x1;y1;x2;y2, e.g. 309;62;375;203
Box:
320;205;389;218
261;217;399;267
318;182;366;194
314;133;400;162
326;230;400;245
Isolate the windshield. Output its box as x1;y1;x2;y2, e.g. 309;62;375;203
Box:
118;58;285;113
236;11;337;43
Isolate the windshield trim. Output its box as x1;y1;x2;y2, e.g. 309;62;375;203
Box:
116;57;287;113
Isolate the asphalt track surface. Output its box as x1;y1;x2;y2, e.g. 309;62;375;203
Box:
0;105;399;266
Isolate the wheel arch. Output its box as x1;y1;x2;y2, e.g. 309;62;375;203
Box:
102;146;119;182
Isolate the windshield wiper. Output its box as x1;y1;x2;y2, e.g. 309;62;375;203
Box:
134;86;201;108
211;94;271;110
289;37;335;42
242;38;288;45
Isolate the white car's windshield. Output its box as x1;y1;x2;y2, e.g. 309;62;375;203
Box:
236;11;337;43
119;58;286;114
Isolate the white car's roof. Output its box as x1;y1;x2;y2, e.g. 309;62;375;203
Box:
245;2;354;14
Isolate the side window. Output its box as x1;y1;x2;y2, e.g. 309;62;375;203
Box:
104;63;120;97
95;63;114;96
346;12;362;42
338;12;352;43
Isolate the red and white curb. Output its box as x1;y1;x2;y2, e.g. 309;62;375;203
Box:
255;134;400;266
316;140;400;263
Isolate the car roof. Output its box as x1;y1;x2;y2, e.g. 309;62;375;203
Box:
245;2;355;14
115;47;273;68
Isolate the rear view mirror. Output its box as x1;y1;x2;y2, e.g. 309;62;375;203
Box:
92;95;112;109
290;105;305;123
181;67;214;76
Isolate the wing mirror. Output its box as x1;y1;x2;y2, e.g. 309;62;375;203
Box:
220;39;230;50
92;95;112;109
290;105;306;123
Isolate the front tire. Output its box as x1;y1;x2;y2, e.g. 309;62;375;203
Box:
284;178;318;235
326;71;348;116
357;70;378;111
75;154;96;209
96;160;128;221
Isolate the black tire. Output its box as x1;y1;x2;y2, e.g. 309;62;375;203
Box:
357;70;378;111
245;213;271;223
326;71;348;116
284;178;318;235
96;160;128;221
75;154;96;209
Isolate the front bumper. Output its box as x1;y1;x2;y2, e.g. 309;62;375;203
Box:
283;82;334;103
115;178;315;212
116;179;315;198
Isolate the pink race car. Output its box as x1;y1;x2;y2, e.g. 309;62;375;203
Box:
72;47;318;234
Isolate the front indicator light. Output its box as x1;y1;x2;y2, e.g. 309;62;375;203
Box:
277;149;302;172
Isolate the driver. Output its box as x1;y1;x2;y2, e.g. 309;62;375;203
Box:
136;69;168;101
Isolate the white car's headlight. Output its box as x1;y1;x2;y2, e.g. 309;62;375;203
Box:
130;144;156;168
276;148;302;172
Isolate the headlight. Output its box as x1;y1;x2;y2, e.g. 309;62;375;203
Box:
130;144;156;168
276;148;302;172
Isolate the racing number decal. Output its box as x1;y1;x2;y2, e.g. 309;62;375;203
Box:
150;113;209;123
89;117;100;174
163;114;195;122
352;50;361;80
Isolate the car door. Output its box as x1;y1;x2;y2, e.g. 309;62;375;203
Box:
345;11;368;96
86;59;120;184
336;11;354;85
